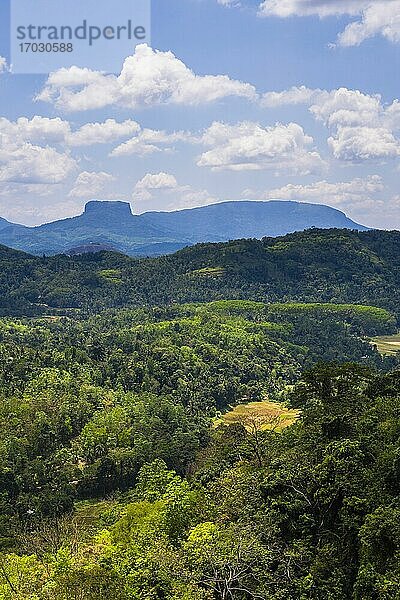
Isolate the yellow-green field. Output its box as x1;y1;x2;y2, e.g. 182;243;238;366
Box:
215;400;300;432
372;333;400;355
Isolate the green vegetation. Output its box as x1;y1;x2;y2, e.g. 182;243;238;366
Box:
98;269;124;284
2;365;400;599
1;229;400;598
1;229;400;318
0;300;393;545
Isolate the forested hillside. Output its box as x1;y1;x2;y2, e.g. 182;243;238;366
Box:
1;228;400;317
1;319;400;598
0;300;394;538
1;230;400;598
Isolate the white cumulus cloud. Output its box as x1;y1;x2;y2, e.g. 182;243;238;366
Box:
258;0;400;46
262;86;324;108
309;88;384;128
0;116;186;157
338;1;400;46
313;89;400;161
197;121;326;174
250;175;384;208
246;174;400;228
134;172;179;195
37;44;257;112
328;125;400;160
0;116;71;145
110;129;191;157
68;171;116;198
0;144;76;184
261;86;400;162
68;119;141;146
0;116;76;184
132;171;217;212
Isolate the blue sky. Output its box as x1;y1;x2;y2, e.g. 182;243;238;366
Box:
0;0;399;228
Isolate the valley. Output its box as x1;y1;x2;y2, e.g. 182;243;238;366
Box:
1;0;399;593
0;229;399;599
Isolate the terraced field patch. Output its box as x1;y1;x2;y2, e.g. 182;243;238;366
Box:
216;400;300;432
372;333;400;355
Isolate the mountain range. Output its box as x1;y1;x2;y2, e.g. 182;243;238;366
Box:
0;199;369;256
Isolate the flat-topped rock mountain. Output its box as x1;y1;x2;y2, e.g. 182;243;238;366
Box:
0;199;370;256
84;200;133;220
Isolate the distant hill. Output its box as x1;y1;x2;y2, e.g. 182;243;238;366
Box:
0;200;369;256
139;200;368;242
0;228;400;318
0;217;12;231
66;242;118;256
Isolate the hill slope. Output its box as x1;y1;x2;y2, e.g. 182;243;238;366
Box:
0;228;399;317
0;200;368;256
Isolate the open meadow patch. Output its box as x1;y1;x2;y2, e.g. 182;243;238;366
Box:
216;400;300;432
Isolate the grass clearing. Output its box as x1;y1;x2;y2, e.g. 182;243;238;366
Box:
372;333;400;355
190;267;226;278
216;400;300;432
99;269;124;284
